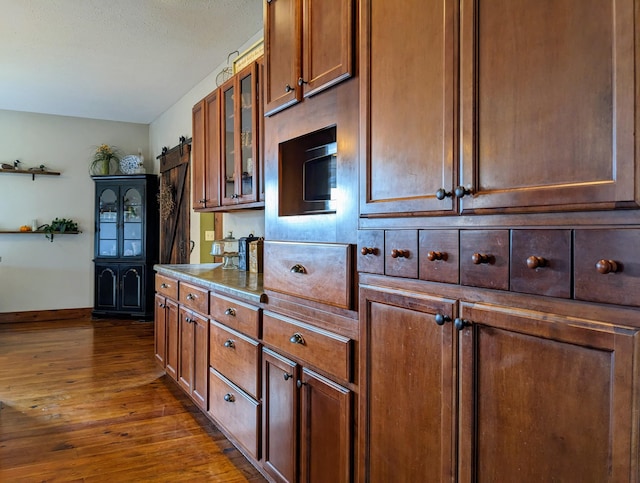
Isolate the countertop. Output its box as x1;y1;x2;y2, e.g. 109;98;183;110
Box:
154;263;266;304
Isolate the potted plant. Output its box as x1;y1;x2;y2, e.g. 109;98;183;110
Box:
90;144;121;175
38;218;80;241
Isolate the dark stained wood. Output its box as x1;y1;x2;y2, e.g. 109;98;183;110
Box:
384;230;418;278
178;281;209;315
0;317;266;482
0;308;92;324
357;229;384;275
419;229;460;284
210;293;261;340
459;229;509;290
457;301;639;481
177;307;209;410
460;0;638;213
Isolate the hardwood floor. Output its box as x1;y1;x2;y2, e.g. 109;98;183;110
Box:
0;318;267;482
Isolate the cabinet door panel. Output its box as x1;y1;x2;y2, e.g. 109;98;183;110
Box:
192;100;206;210
120;265;143;311
178;307;194;393
95;265;117;309
359;286;457;482
164;298;179;381
460;0;637;213
154;294;167;367
458;302;639;482
191;310;209;410
360;0;456;216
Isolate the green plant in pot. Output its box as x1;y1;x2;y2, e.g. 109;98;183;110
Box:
90;144;121;175
38;218;79;241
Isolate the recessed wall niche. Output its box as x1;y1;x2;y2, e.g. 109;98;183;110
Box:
278;125;337;216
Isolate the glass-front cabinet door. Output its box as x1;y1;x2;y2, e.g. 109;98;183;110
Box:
123;187;143;257
98;187;118;257
220;62;258;206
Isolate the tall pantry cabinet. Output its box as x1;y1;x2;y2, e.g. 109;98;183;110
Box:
358;0;640;481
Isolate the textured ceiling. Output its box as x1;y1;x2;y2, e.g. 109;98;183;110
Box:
0;0;263;123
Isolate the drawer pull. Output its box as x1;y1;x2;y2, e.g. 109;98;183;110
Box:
454;318;470;331
223;339;235;348
454;186;472;198
223;393;235;403
185;317;193;324
224;307;237;317
283;372;293;381
391;249;410;258
471;253;492;265
296;380;307;389
427;251;447;261
434;314;451;326
526;256;547;269
284;83;294;93
160;283;168;288
361;246;378;256
290;264;307;274
289;332;306;345
186;293;195;300
596;259;619;274
158;302;166;309
435;188;452;200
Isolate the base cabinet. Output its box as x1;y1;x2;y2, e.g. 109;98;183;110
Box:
154;294;178;371
262;348;352;483
177;307;209;410
359;280;640;482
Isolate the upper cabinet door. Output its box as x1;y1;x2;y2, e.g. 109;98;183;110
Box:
459;0;638;214
264;0;302;116
360;0;457;217
301;0;353;98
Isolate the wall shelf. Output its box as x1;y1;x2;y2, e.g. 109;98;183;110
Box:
0;168;61;180
0;230;80;241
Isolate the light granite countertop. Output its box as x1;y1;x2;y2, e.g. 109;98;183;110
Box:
154;263;265;304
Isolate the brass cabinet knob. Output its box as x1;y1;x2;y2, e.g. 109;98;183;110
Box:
289;332;305;345
224;307;236;317
361;247;378;256
526;256;547;269
290;264;307;274
435;188;452;200
471;253;492;264
391;249;410;258
596;259;619;274
427;251;447;261
223;393;235;403
223;339;235;348
434;314;451;326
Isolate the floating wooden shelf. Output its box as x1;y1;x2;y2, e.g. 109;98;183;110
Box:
0;230;80;241
0;168;61;180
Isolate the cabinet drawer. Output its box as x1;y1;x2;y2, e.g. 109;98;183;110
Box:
210;293;260;339
178;282;209;314
263;241;353;309
574;229;640;307
208;368;261;460
209;321;260;400
358;230;385;274
510;229;572;298
155;274;178;300
419;229;459;284
460;230;509;290
385;230;418;278
263;311;352;383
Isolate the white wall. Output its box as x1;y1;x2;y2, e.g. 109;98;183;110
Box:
0;110;149;312
149;30;266;262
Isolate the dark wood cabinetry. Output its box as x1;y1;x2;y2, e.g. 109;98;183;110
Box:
177;307;208;410
192;90;221;211
93;175;158;318
264;0;354;116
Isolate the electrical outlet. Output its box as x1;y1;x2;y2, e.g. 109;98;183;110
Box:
204;230;216;241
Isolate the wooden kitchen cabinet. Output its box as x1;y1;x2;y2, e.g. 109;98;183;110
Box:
192;90;221;211
360;0;639;217
154;293;178;372
262;348;352;483
178;306;209;410
264;0;353;116
359;277;640;481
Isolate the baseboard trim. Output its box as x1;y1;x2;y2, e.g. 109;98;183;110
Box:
0;308;93;324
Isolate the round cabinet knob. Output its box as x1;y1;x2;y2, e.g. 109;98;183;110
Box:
186;293;194;300
427;251;447;261
224;307;236;317
160;283;168;288
297;77;308;86
223;339;235;348
361;247;378;256
471;253;491;265
283;373;293;381
596;259;619;274
296;380;307;389
391;249;409;259
434;314;451;326
289;333;305;345
223;393;235;403
290;264;307;274
526;256;547;269
454;186;472;198
454;318;470;331
435;188;452;200
285;83;294;93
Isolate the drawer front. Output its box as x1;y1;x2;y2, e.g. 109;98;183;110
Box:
460;230;510;290
385;230;418;278
510;229;572;298
358;230;385;274
419;229;459;284
178;282;209;314
208;368;261;460
210;293;260;339
156;274;178;300
263;241;353;309
209;321;260;400
575;229;640;307
263;311;352;382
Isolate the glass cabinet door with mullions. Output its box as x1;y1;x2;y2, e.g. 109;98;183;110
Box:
92;174;159;319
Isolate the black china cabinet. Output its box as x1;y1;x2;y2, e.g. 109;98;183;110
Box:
92;175;159;319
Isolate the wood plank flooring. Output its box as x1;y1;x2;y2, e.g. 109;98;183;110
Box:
0;318;267;482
